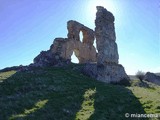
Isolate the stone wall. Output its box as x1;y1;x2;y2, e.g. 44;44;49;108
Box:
95;6;129;83
95;6;118;64
33;21;97;67
67;20;95;46
33;6;129;84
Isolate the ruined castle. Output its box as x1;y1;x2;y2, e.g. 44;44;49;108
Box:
33;6;129;83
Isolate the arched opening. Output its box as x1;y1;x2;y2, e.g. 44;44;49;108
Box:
71;51;79;63
79;31;83;42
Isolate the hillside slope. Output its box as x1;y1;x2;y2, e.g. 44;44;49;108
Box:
0;65;160;120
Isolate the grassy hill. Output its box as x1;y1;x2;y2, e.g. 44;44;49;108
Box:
0;65;160;120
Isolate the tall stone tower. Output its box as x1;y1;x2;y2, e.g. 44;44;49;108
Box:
95;6;129;83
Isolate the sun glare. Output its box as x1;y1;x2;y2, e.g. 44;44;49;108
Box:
86;0;115;19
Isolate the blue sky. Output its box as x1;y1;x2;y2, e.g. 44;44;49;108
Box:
0;0;159;75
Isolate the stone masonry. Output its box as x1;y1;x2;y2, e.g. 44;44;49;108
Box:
95;6;129;83
33;20;97;67
33;6;129;83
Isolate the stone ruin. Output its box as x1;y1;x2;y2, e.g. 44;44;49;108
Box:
95;6;129;83
33;6;129;83
33;20;97;67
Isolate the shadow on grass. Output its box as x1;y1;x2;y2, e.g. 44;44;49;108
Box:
88;85;148;120
0;68;148;120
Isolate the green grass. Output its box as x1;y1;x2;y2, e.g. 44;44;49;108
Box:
0;66;160;120
0;70;16;82
129;80;160;114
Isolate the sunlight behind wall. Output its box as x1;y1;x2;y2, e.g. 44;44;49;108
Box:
71;51;79;63
79;31;83;42
85;0;116;25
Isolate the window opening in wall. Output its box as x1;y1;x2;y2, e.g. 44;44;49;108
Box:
79;31;83;42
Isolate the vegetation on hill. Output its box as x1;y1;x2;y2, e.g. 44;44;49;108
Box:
0;65;160;120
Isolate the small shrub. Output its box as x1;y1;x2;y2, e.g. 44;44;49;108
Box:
135;71;145;82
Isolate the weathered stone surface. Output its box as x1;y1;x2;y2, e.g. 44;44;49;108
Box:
67;20;97;63
82;63;97;79
95;6;118;64
67;20;95;46
144;72;160;85
33;50;70;67
33;20;97;66
50;38;72;60
97;63;129;83
95;6;129;83
50;38;97;64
